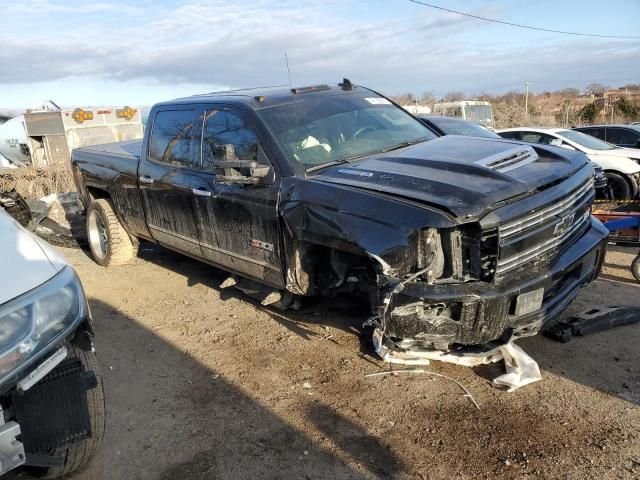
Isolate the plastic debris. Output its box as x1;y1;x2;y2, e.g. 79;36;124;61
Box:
372;327;541;392
365;367;481;409
493;342;542;392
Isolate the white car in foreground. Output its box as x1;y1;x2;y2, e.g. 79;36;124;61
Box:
497;127;640;199
0;208;103;477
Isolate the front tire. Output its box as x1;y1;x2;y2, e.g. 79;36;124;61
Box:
86;198;137;266
40;344;105;479
604;172;633;200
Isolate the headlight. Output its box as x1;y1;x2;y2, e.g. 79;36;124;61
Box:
416;225;495;283
416;228;445;283
0;266;86;385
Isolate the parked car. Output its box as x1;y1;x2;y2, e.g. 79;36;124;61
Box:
573;124;640;150
497;127;640;200
71;81;607;361
0;208;104;477
418;115;500;138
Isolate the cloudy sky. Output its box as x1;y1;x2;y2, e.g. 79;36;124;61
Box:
1;0;639;108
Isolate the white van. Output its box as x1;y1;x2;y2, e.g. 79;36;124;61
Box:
432;101;494;128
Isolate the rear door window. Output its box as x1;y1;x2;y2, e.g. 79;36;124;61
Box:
520;132;555;145
498;131;521;140
606;127;639;145
149;110;202;168
578;127;605;140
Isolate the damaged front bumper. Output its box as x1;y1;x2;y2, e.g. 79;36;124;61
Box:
0;341;97;476
375;217;608;357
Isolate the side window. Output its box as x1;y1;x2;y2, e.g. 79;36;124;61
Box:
583;127;605;140
149;110;201;168
448;107;462;118
201;110;258;170
520;132;546;144
498;131;521;140
606;128;638;145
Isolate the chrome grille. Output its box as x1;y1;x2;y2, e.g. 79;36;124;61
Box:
496;179;594;275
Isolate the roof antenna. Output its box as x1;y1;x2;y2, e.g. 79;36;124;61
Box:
284;52;301;138
285;52;294;92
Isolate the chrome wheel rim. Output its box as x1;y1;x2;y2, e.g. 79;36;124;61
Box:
88;210;108;261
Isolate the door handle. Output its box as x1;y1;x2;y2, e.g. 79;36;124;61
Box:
139;176;154;184
192;188;212;197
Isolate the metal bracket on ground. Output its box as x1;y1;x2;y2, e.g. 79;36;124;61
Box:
544;305;640;343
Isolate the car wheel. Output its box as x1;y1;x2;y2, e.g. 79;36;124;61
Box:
604;172;632;200
39;344;105;479
632;254;640;282
86;198;137;266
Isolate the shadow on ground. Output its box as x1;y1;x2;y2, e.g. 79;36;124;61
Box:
9;296;404;480
139;242;640;407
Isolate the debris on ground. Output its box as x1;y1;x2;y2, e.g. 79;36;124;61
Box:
0;189;85;247
545;305;640;342
365;367;481;409
0;189;31;226
492;342;542;392
371;327;541;392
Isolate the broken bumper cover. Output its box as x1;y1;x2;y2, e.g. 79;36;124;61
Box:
382;218;608;350
0;345;96;475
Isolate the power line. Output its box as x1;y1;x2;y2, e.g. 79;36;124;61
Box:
407;0;640;39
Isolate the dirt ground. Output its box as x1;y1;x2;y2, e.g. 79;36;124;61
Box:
12;243;640;479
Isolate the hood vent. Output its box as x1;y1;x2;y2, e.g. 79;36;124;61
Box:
475;145;539;173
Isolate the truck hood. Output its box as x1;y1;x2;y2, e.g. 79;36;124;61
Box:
311;136;586;218
0;209;67;305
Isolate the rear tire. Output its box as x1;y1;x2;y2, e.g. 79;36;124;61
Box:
86;198;137;266
632;254;640;282
604;172;632;200
40;344;105;479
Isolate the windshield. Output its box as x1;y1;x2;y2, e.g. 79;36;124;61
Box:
429;117;499;138
257;93;436;171
464;104;493;124
559;129;616;150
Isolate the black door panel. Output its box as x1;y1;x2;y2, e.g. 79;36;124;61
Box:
139;109;203;256
191;107;284;287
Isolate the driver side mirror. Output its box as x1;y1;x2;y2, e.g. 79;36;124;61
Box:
550;138;563;147
559;143;576;151
215;144;274;185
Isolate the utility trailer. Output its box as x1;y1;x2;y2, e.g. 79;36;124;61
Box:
22;106;143;167
592;200;640;281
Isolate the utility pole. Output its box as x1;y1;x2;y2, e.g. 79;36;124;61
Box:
524;82;532;119
610;103;614;124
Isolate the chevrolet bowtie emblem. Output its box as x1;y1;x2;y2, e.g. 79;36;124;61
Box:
553;212;575;237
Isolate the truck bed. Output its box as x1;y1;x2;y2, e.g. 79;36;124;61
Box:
75;139;142;162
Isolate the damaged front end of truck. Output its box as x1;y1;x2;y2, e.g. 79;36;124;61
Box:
280;139;609;363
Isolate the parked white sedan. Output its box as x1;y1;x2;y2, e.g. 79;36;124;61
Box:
497;127;640;199
0;208;104;477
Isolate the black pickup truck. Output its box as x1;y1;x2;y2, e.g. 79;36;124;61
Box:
71;81;608;357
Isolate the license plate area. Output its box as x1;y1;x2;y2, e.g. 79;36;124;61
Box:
513;287;545;316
